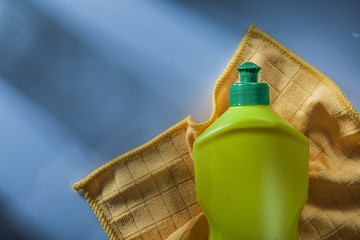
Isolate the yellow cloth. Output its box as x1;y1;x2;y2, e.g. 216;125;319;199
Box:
73;25;360;240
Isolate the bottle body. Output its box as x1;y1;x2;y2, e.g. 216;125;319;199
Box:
193;106;309;240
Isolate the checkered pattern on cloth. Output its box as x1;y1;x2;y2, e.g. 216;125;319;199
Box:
73;25;360;240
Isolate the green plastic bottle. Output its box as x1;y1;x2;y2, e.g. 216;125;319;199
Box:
193;62;309;240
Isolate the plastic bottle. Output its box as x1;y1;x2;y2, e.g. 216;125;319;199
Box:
193;62;309;240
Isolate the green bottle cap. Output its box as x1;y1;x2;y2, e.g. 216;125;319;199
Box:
230;62;270;106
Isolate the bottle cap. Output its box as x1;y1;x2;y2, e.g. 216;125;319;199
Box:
230;62;270;106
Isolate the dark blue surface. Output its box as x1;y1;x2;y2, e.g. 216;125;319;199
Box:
1;0;359;239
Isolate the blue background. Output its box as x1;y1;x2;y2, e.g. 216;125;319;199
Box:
1;0;359;239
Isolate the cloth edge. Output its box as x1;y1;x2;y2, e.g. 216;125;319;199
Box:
72;115;192;191
189;24;360;136
188;24;255;135
83;191;120;240
249;27;360;128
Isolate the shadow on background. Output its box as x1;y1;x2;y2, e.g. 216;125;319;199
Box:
0;0;153;158
173;0;360;33
0;193;50;240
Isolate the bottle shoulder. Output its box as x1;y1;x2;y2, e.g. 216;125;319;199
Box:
194;106;308;146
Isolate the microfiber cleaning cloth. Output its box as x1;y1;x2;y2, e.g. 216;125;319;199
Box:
73;25;360;240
